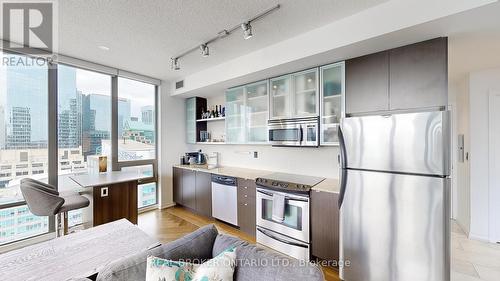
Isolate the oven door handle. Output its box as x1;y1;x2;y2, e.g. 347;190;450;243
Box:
256;189;308;202
257;228;308;248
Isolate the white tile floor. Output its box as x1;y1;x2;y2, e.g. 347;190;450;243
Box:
451;221;500;281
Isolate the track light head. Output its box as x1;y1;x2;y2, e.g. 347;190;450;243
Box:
200;44;209;57
171;58;180;70
241;22;253;40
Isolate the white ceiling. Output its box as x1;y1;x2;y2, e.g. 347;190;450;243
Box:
58;0;387;81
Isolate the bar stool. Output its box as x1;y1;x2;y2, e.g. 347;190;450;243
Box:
20;178;90;236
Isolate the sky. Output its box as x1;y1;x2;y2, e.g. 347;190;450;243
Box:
76;69;155;118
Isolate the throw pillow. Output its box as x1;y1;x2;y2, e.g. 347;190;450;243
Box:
146;247;236;281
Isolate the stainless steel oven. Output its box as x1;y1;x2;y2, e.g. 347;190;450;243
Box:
268;117;319;147
256;188;310;260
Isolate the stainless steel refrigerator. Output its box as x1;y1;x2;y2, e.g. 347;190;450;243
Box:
338;110;450;281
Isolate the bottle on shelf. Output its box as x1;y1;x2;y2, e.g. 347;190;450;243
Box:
222;106;225;117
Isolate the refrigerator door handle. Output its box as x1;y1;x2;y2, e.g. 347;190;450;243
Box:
338;125;348;208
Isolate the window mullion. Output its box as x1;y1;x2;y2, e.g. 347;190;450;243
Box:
47;62;58;233
111;76;119;171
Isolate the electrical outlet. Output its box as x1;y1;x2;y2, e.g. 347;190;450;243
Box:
253;151;258;158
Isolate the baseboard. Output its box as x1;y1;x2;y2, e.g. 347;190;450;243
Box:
469;232;490;242
159;202;176;209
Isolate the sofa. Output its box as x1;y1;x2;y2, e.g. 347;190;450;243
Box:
96;224;324;281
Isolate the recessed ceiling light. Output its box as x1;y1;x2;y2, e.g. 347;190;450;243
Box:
98;46;110;51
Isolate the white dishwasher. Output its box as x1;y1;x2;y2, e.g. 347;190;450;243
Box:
211;174;238;226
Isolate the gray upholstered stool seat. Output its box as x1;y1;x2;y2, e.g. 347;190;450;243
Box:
59;191;91;213
20;178;90;235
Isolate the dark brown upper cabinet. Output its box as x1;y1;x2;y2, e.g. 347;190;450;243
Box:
389;37;447;110
345;37;447;115
346;51;389;114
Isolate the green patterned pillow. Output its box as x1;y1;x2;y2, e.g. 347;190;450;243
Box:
146;247;236;281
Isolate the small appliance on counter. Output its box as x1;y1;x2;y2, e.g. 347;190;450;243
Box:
207;152;219;169
182;150;207;165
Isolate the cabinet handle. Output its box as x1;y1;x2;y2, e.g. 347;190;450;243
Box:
244;195;248;198
244;203;248;206
244;186;248;189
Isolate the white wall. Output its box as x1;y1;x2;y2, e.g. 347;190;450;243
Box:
452;77;471;234
186;144;339;179
468;67;500;241
158;82;187;208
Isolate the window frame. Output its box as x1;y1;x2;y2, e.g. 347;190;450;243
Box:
112;77;159;209
0;46;161;247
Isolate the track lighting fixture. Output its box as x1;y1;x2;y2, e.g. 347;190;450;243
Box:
200;44;209;57
241;22;253;40
171;57;180;70
170;4;280;70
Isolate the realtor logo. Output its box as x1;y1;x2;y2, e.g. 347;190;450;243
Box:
1;1;56;55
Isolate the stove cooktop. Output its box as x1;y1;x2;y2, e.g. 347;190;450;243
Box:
255;172;325;194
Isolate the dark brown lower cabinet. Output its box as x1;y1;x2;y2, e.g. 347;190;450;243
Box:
173;167;183;204
92;181;138;226
311;190;339;263
182;169;196;210
172;167;213;217
195;171;212;217
237;179;256;237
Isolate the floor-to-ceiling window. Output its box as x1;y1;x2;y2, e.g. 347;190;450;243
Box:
117;78;157;208
0;51;50;245
0;50;159;246
57;65;112;227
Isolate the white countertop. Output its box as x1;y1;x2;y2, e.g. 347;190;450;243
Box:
174;164;340;193
70;171;151;187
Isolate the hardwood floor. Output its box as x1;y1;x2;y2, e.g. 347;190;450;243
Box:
138;206;340;281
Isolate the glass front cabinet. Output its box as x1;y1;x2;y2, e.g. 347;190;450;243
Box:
320;62;345;145
270;68;319;120
225;80;268;144
186;97;196;144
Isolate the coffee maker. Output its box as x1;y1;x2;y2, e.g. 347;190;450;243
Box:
183;150;207;165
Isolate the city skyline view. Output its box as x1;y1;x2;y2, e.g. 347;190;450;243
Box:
0;52;157;245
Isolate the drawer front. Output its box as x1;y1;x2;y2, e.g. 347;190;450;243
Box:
238;198;256;236
237;179;256;202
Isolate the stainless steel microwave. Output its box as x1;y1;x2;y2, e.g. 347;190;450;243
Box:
268;117;319;147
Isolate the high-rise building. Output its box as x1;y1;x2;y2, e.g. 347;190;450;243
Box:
141;105;154;125
58;66;82;149
5;61;48;143
6;107;31;149
58;98;82;148
118;98;131;137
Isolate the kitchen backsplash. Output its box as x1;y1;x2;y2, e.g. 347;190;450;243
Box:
185;143;340;178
